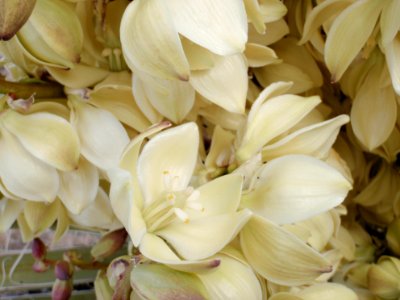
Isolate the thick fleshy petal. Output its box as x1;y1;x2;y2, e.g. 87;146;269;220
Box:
197;254;262;300
139;233;181;261
182;37;216;71
0;198;23;232
325;0;385;81
351;69;397;150
380;0;400;47
89;72;151;132
137;122;199;206
242;155;352;224
58;158;99;214
1;110;80;171
69;99;130;170
46;64;109;89
299;0;353;45
190;54;248;114
138;72;195;124
168;0;247;55
156;209;252;260
120;0;190;80
131;263;208;299
262;115;350;161
0;128;59;202
244;43;280;67
108;168;146;246
298;283;358;300
23;200;60;235
69;188;118;230
190;174;243;219
237;94;320;162
384;37;400;96
241;215;332;286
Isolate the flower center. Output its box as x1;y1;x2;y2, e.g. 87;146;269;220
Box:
142;170;203;232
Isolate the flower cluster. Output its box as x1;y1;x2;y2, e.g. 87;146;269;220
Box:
0;0;399;299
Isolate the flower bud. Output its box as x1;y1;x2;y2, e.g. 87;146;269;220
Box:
16;0;83;68
91;228;128;261
0;0;36;40
51;279;72;300
32;237;47;260
368;256;400;299
106;256;133;300
54;261;74;281
32;259;50;273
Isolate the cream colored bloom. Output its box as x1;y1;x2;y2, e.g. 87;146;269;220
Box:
109;122;251;262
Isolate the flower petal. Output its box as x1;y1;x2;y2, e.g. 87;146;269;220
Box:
89;72;151;132
1;110;80;171
240;215;332;286
139;233;181;261
237;94;320;162
120;0;190;80
0;198;23;232
262;115;350;161
325;0;385;81
244;43;280;68
156;209;252;260
137;122;199;206
0;128;59;202
190;54;248;114
384;37;400;96
69;99;130;170
58;158;99;214
23;200;60;235
380;0;400;47
137;71;195;124
108;168;146;246
168;0;247;55
197;254;262;300
350;66;397;150
298;282;358;300
242;155;352;224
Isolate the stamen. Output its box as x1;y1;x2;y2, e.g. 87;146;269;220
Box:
174;208;189;223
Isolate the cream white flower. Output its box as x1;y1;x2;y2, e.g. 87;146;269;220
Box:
109;122;252;262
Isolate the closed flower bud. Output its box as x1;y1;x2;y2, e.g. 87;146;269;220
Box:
368;256;400;299
54;260;74;281
91;228;128;261
16;0;83;68
51;278;72;300
31;237;46;260
0;0;36;40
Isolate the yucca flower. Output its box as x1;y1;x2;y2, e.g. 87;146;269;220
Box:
109;122;251;262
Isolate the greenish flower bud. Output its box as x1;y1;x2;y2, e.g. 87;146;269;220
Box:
368;256;400;299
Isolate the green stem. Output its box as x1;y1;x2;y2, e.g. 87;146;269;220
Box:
0;78;64;99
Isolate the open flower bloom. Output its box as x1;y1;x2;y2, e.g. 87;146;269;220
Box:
109;122;252;262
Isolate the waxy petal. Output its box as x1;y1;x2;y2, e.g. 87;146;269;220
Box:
168;0;247;55
120;0;190;80
1;110;80;171
262;115;350;161
244;43;280;68
242;155;352;224
58;158;99;214
197;254;262;300
0;198;23;232
380;0;400;47
385;37;400;96
297;283;358;300
156;209;252;260
325;0;385;81
0;128;59;202
139;233;181;262
69;99;129;170
138;72;195;124
241;215;332;286
237;94;320;162
190;54;248;114
137;122;199;206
